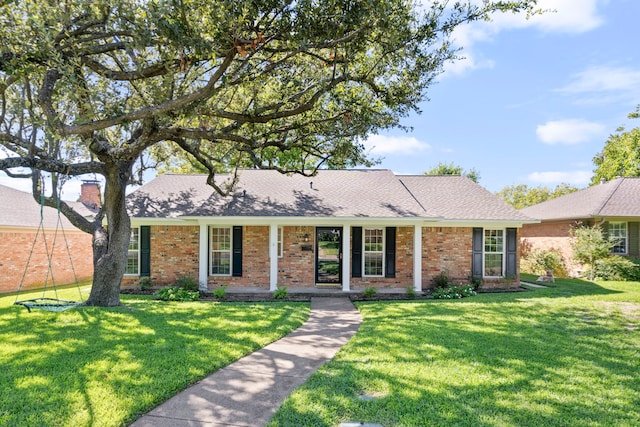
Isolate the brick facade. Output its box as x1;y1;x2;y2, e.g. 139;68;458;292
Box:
0;228;93;294
521;220;588;276
277;226;316;287
422;226;473;287
120;224;521;291
350;226;414;289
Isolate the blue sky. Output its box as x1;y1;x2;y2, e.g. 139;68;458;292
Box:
1;0;639;198
364;0;640;192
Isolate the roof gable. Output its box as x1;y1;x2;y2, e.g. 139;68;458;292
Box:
399;175;534;221
520;177;640;220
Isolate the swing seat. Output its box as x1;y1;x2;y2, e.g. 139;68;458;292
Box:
14;298;82;313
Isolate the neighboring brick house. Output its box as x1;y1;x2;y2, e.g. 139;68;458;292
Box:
0;183;97;294
124;169;534;292
520;177;640;275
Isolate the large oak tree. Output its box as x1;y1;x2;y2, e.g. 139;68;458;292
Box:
0;0;537;306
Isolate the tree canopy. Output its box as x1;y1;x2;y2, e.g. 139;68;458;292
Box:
592;114;640;185
0;0;539;305
496;183;579;209
423;161;480;183
569;223;616;281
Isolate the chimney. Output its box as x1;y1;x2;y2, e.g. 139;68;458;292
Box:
79;180;101;209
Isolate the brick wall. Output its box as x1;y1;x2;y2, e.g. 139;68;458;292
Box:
422;226;473;288
521;220;581;276
277;226;316;287
0;228;93;294
119;224;522;291
350;226;414;289
121;225;200;289
208;225;271;288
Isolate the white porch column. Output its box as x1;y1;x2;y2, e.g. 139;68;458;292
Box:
413;224;423;292
269;224;279;291
198;223;209;291
342;224;351;292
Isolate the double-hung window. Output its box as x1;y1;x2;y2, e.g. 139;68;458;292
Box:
210;227;231;275
609;222;627;254
364;228;384;276
484;229;504;277
126;227;140;275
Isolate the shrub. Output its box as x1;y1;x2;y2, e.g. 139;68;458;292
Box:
213;285;227;299
593;256;640;281
138;276;153;291
521;248;567;277
470;277;483;291
273;286;288;299
433;270;450;288
154;286;200;302
362;287;377;298
176;276;200;291
432;283;477;299
406;287;417;298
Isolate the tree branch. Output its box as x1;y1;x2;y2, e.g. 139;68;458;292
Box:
51;51;236;136
80;56;180;81
0;157;106;175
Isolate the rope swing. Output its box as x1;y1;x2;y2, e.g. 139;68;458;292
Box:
14;182;84;312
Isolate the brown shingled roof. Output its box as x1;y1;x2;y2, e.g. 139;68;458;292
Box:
520;177;640;220
399;175;534;221
127;169;531;222
0;184;94;229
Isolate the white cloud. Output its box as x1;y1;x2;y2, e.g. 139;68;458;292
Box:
491;0;604;34
558;66;640;94
536;119;606;145
443;0;604;76
363;134;431;155
528;170;592;186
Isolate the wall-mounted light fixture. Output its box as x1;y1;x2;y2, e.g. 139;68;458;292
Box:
303;233;309;242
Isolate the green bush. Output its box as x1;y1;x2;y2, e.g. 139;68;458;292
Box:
521;248;567;277
138;276;153;291
154;286;200;302
432;283;477;299
433;271;450;288
593;256;640;281
273;286;288;299
213;285;227;299
470;277;483;291
176;276;200;291
406;287;417;298
362;287;377;298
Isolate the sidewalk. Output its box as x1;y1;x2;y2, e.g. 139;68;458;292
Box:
130;297;362;427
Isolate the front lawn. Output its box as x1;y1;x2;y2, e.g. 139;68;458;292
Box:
269;277;640;426
0;288;309;427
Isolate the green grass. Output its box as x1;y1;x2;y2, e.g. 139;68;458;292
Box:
0;286;309;427
268;276;640;426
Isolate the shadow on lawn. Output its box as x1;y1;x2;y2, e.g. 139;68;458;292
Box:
0;299;307;427
504;276;621;300
270;280;638;426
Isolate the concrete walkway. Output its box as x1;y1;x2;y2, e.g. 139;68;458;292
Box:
131;297;362;427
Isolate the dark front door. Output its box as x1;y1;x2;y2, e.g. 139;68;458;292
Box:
316;227;342;285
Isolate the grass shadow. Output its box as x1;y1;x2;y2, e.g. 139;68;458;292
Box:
0;295;309;426
268;278;639;426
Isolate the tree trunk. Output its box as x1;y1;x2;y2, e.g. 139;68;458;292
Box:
85;162;132;307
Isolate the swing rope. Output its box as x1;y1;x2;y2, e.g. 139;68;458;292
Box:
14;185;83;312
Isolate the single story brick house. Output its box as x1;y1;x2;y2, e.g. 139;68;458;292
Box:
0;183;97;294
520;177;640;275
124;169;535;292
